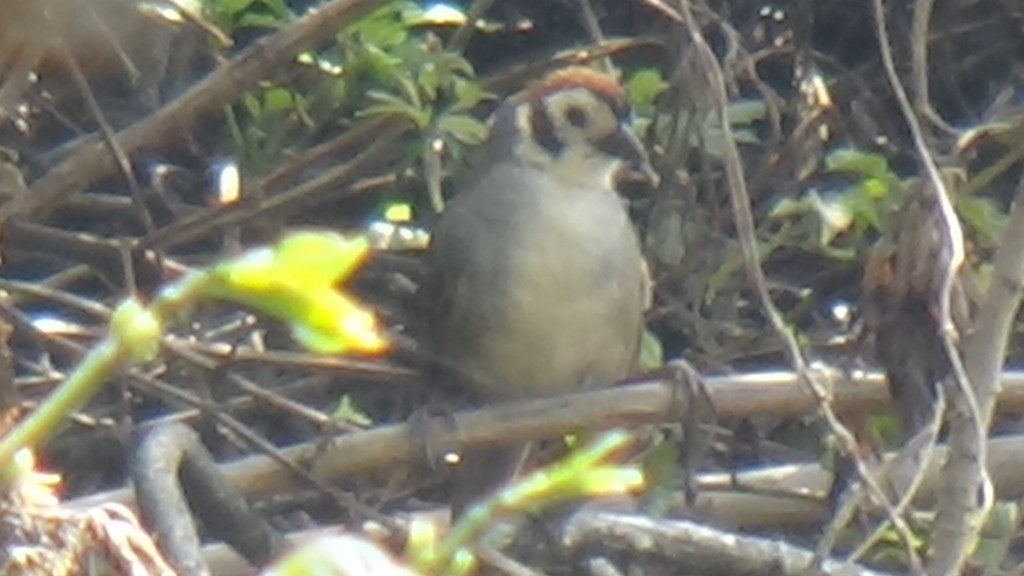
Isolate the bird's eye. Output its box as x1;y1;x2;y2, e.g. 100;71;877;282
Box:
564;105;588;128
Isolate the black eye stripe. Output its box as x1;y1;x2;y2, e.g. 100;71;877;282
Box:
529;100;563;156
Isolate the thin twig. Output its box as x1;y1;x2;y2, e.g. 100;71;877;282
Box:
910;0;957;135
870;1;993;572
57;33;154;235
576;0;614;75
672;0;922;568
0;0;394;224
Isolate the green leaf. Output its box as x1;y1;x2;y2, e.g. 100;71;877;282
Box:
439;52;474;78
332;395;373;426
204;231;388;355
725;99;768;125
970;501;1019;574
626;69;668;110
451;77;491;110
842;185;885;231
257;0;292;19
357;43;405;78
640;438;680;515
957;195;1008;250
363;90;430;127
437;113;488;145
825;148;896;183
349;3;411;48
638;329;664;371
393;74;423;111
212;0;258;16
236;11;288;29
262;87;294;113
397;3;428;25
418;64;441;101
241;92;262;117
811;191;855;245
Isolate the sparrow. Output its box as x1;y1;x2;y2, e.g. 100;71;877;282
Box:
417;66;652;514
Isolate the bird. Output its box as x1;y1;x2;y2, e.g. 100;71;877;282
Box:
417;66;653;515
862;178;971;440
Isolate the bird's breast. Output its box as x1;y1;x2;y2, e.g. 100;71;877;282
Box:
468;177;645;400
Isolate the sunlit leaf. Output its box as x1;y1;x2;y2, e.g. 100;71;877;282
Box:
812;191;855;245
626;69;668;110
575;466;645;497
332;395;373;426
262;87;294;113
205;231;388;355
384;202;413;223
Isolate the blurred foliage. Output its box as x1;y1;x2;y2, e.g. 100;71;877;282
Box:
211;0;489;177
767;148;1005;264
625;68;669;113
770;148;902;260
638;434;681;516
410;431;644;576
0;229;386;483
849;499;1020;573
206;0;295;31
968;501;1021;576
627;67;766;157
205;230;386;354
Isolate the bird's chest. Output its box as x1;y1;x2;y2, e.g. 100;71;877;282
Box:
475;190;643;397
510;204;630;305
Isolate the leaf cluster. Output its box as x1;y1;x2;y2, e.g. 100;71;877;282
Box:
210;0;489;171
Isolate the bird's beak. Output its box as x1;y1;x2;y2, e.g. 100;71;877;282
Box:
598;124;659;186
